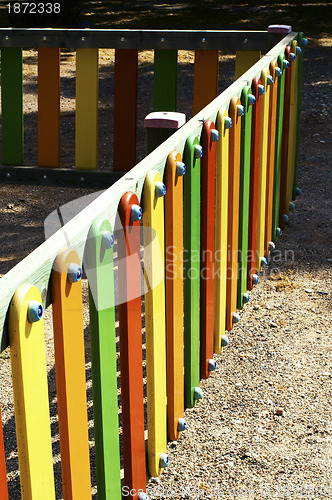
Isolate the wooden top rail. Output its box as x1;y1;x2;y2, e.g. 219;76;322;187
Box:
0;28;277;51
0;32;297;350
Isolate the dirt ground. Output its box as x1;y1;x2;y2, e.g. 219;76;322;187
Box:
0;35;331;499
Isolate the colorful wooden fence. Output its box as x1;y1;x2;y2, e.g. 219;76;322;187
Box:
0;28;307;499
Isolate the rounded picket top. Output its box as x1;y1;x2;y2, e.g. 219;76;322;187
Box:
194;144;203;159
232;312;240;324
276;227;282;237
177;417;187;432
67;262;82;283
130;204;142;222
224;116;232;129
208;359;217;372
155;181;166;198
252;274;259;285
210;129;219;143
27;300;43;323
283;60;290;69
289;202;295;211
248;94;256;106
159;453;169;469
269;241;276;252
275;67;282;77
302;37;308;46
296;187;302;195
258;84;265;95
237;104;245;116
290;52;296;62
243;292;250;304
193;386;203;400
283;214;289;224
221;334;229;347
176;161;186;177
267;75;274;85
101;231;115;250
296;46;302;55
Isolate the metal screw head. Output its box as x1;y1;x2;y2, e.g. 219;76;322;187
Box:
221;334;229;347
237;104;245;116
155;181;166;198
296;46;302;55
210;129;219;142
261;257;267;267
27;300;43;323
161;37;165;43
81;37;85;41
121;37;125;42
80;177;85;182
296;187;302;195
243;293;250;304
244;38;248;43
194;387;203;400
159;453;169;468
290;52;296;62
232;312;240;324
176;161;186;176
248;94;256;106
252;274;259;285
275;67;282;77
177;417;187;432
269;241;276;251
258;84;265;95
208;359;217;372
202;37;206;42
101;231;115;250
138;493;149;500
289;201;295;210
130;204;142;222
43;36;47;41
6;173;10;178
194;144;203;159
67;263;82;283
283;60;290;69
267;75;274;85
224;117;232;129
283;213;289;223
276;227;282;237
5;36;9;40
302;37;308;46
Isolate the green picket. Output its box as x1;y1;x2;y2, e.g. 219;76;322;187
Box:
153;49;178;111
183;135;201;409
1;47;23;165
292;32;305;199
237;86;253;309
84;219;121;500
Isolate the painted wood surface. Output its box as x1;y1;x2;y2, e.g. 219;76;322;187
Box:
117;192;146;499
237;86;253;309
226;97;241;331
164;151;185;441
0;404;8;499
264;60;278;254
285;39;299;212
9;284;55;500
272;54;286;242
142;170;167;477
193;50;219;115
84;219;121;499
279;46;292;226
1;47;23;165
113;49;138;171
38;48;60;168
183;135;201;407
293;32;304;199
200;121;217;378
51;249;91;500
214;110;229;352
235;50;261;79
0;33;297;349
75;48;99;170
256;68;270;270
247;77;262;290
153;49;178;112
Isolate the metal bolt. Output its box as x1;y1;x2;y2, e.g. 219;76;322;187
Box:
244;38;248;43
269;241;275;251
232;312;240;324
202;38;206;43
261;257;267;267
194;145;203;159
5;36;9;40
210;129;219;142
6;173;10;178
296;46;302;55
248;94;256;106
302;37;308;46
27;300;43;323
159;453;169;468
194;387;203;400
243;293;250;304
221;334;229;347
80;177;85;182
289;201;295;210
275;67;282;77
258;84;265;95
130;204;142;222
43;36;47;41
224;117;232;129
161;37;165;43
155;182;166;198
43;175;47;180
208;359;217;372
283;214;289;223
67;263;82;283
276;227;282;237
138;494;149;500
237;104;245;116
267;75;274;85
283;60;290;69
296;187;302;195
176;161;186;176
121;37;125;42
252;274;259;285
290;52;296;62
81;37;85;41
177;418;187;432
101;231;115;250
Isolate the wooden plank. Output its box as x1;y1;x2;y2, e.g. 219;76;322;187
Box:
164;152;185;441
183;135;201;408
142;170;168;478
0;33;298;349
226;97;242;331
235;50;261;79
272;54;286;242
200;121;217;378
293;33;305;199
0;404;9;499
84;219;121;499
38;48;60;168
113;49;138;171
153;50;178;112
279;46;292;227
117;192;147;499
9;284;55;500
237;86;253;309
1;47;23;165
247;77;262;290
264;60;279;255
75;48;99;170
51;249;91;500
214;110;229;353
193;50;219;115
256;68;270;271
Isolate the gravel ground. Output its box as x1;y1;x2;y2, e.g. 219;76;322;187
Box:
0;37;331;499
